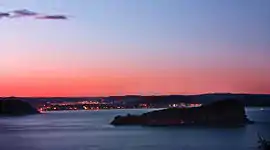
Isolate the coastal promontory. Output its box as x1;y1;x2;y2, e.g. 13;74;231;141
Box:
0;97;40;116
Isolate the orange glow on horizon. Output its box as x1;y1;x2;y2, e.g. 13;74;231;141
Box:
0;67;269;97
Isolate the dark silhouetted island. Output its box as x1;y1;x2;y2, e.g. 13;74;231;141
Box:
0;97;40;116
111;99;253;127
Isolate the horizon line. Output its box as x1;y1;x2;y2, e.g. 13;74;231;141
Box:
1;92;270;98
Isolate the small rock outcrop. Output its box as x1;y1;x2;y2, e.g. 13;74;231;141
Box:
111;99;253;127
0;97;40;116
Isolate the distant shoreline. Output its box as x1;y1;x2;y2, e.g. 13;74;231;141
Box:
40;106;270;113
2;94;270;112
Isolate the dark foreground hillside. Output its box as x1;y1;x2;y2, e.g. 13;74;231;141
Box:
0;97;39;116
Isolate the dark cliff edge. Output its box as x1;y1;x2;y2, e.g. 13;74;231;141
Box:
0;97;40;116
111;99;254;127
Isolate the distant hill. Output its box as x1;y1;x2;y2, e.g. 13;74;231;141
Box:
0;97;101;108
105;93;270;107
1;93;270;108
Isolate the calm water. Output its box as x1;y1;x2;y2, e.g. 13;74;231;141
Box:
0;108;269;150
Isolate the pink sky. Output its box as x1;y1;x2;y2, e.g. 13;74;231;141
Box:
1;67;269;97
0;0;269;96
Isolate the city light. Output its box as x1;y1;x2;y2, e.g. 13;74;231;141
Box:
38;99;202;112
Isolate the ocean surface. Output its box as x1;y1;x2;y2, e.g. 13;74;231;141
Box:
0;108;269;150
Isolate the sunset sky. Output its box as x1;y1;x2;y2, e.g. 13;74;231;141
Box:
0;0;270;96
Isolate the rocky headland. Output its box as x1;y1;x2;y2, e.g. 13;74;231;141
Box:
0;97;40;116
